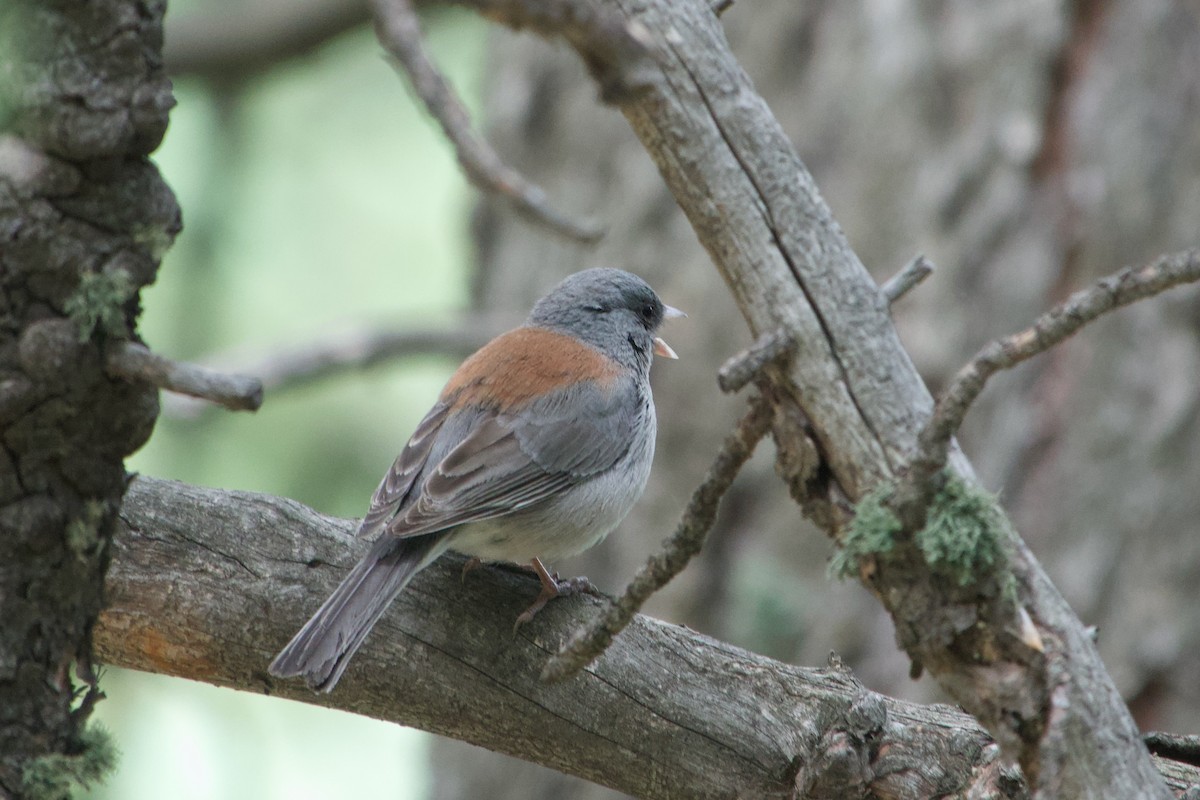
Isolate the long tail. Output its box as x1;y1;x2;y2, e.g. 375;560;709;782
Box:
269;533;446;692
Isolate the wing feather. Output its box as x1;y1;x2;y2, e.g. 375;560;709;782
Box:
382;376;641;539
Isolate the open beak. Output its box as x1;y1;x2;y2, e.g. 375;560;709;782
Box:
653;337;678;359
653;304;686;359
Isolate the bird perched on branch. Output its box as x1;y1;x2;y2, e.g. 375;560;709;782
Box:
269;268;683;692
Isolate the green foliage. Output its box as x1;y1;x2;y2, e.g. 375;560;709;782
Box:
64;271;134;342
831;475;1012;589
829;483;901;579
22;723;119;800
917;475;1012;587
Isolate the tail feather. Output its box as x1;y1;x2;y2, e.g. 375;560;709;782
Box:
269;533;446;692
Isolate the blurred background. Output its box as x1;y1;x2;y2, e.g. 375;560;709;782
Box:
93;1;1200;798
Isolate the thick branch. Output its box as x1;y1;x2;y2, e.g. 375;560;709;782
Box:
101;477;1020;798
102;478;1200;797
533;0;1176;795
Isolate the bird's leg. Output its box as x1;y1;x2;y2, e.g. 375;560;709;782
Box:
514;557;595;630
461;556;483;584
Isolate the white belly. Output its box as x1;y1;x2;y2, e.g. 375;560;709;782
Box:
447;412;655;564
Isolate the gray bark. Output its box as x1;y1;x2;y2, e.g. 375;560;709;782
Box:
97;476;1080;799
457;0;1200;797
0;0;176;793
3;0;1190;796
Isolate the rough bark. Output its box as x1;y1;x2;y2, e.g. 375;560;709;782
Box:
95;476;1068;799
6;0;1190;796
580;1;1174;795
0;0;177;793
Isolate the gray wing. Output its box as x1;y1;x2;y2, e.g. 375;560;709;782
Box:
382;377;641;539
356;401;452;538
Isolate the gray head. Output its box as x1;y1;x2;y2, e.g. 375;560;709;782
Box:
528;268;682;370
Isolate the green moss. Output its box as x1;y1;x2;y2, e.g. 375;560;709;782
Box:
832;476;1013;590
64;270;134;342
917;476;1012;588
21;723;119;800
829;483;902;579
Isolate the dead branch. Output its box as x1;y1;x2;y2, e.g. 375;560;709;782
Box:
106;341;263;412
716;328;796;394
166;0;370;79
371;0;604;241
901;248;1200;515
881;254;935;305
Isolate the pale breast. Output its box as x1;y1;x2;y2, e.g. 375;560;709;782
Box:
447;392;656;565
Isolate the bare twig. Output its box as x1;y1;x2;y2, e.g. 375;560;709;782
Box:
236;319;503;393
370;0;605;242
106;341;263;412
542;394;773;682
881;254;935;305
710;0;735;16
160;317;508;420
716;328;795;393
903;249;1200;511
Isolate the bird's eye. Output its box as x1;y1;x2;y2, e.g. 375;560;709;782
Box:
584;304;605;313
641;303;656;319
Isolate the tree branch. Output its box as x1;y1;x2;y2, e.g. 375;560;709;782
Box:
716;328;796;394
157;318;507;420
531;0;1178;794
101;478;1200;797
443;0;658;103
902;249;1200;512
166;0;371;79
372;0;605;242
106;341;263;412
880;254;935;305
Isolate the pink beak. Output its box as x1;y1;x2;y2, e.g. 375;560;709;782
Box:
653;304;686;359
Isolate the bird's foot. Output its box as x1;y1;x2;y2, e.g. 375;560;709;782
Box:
514;557;595;631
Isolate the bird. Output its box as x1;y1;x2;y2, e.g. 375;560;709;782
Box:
268;268;683;692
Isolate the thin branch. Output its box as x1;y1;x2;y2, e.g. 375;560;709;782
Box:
106;341;263;412
542;394;773;682
716;328;795;394
371;0;605;242
881;254;935;305
710;0;735;16
159;318;508;420
904;248;1200;505
233;319;503;394
165;0;370;79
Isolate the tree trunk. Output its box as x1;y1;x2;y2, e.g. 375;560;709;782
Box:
0;0;177;794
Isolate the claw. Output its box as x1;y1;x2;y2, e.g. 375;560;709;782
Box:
513;557;595;632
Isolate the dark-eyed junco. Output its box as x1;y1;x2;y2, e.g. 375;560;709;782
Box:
269;268;682;691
